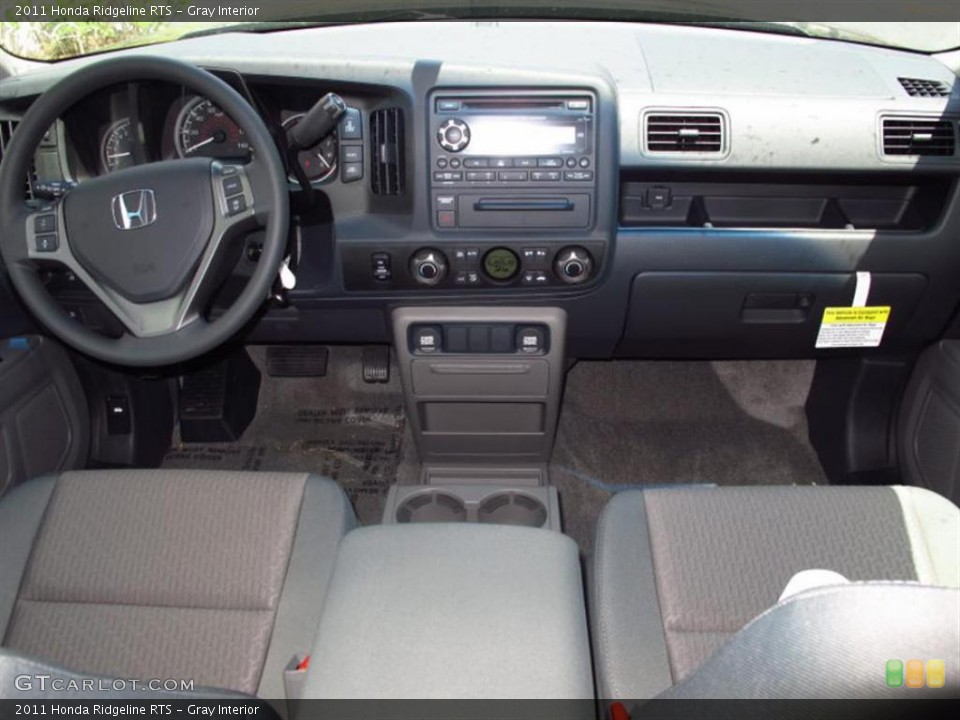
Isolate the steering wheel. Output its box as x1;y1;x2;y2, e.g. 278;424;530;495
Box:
0;56;289;367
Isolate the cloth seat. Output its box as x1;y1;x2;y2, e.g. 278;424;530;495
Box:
0;469;355;698
592;485;960;699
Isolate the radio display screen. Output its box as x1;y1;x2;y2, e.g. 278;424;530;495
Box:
464;116;586;156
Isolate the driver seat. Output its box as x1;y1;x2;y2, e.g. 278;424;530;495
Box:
0;469;355;697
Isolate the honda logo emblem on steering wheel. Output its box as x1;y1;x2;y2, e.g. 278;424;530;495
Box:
111;189;157;230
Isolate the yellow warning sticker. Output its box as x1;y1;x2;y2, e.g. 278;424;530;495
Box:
816;307;891;348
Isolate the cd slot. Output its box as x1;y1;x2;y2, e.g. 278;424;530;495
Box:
459;99;568;110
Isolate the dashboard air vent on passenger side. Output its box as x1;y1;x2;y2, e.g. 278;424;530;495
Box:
370;108;405;195
644;112;725;155
0;119;36;199
898;78;952;98
882;117;956;157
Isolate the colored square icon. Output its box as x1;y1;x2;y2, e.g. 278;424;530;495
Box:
886;659;904;687
906;659;925;688
926;660;945;689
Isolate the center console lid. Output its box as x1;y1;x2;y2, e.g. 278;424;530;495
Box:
303;524;593;701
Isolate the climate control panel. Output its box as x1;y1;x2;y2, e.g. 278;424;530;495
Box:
341;242;604;292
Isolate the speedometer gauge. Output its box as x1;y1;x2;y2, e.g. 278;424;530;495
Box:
175;97;251;159
101;118;135;173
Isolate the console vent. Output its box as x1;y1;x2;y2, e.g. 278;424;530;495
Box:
882;117;956;157
898;77;952;98
370;108;405;195
645;113;725;154
0;119;36;199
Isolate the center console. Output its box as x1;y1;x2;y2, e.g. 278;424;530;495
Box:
302;523;593;704
341;88;608;293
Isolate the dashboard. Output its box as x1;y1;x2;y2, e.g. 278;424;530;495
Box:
1;21;959;361
62;78;347;183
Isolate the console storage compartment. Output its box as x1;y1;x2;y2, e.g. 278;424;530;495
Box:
393;307;566;463
302;524;593;702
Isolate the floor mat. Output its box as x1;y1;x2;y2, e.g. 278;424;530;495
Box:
162;346;406;526
551;360;827;558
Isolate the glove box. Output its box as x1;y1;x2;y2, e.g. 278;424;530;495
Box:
618;271;927;357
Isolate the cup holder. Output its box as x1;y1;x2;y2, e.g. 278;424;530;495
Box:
396;490;468;524
477;491;548;528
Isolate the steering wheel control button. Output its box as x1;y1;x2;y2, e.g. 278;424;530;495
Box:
226;195;248;216
413;326;442;353
34;214;57;233
517;327;546;354
342;162;363;183
221;176;243;197
339;108;362;140
437;119;471;152
371;252;392;282
35;234;59;253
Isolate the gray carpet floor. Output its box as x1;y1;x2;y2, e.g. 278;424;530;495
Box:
551;360;827;558
163;351;827;548
162;346;409;526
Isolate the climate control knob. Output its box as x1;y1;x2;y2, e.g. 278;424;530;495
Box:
437;118;471;152
410;248;449;286
554;246;594;284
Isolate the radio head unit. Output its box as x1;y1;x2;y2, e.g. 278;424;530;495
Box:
429;91;598;231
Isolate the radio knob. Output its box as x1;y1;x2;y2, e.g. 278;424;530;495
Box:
437;119;471;153
410;248;448;286
554;246;594;284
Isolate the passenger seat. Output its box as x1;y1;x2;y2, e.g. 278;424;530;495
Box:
592;486;960;699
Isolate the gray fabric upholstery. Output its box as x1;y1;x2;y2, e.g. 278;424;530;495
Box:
662;583;960;699
594;485;960;698
592;490;673;700
0;470;353;697
0;476;56;641
257;475;355;699
304;524;595;700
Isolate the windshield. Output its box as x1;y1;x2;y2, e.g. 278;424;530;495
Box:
0;4;958;61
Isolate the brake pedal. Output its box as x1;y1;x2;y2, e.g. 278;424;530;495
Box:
362;346;390;383
266;346;329;377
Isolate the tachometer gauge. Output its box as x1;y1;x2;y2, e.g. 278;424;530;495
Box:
282;113;338;182
175;97;251;159
101;118;135;173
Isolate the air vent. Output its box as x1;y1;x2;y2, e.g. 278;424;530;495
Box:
370;108;405;195
882;117;956;157
898;78;952;98
645;112;725;154
0;119;36;199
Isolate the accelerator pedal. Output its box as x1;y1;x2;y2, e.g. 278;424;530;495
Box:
362;346;390;384
266;346;329;377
